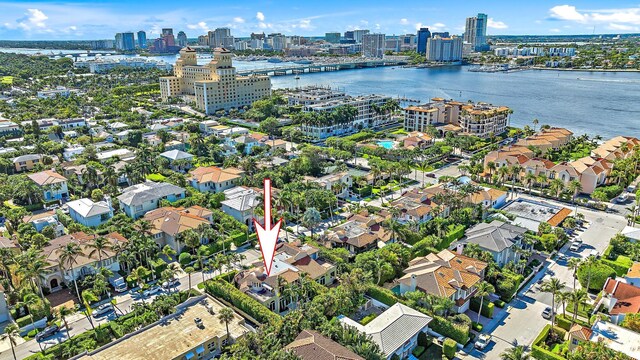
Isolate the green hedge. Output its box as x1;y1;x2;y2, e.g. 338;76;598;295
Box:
493;299;506;308
601;256;634;277
439;224;466;250
430;316;469;345
150;258;167;278
360;313;377;325
443;338;457;359
412;346;425;357
577;261;616;291
15;315;33;328
204;279;280;325
470;298;495;319
555;314;588;331
366;285;399;307
531;325;567;360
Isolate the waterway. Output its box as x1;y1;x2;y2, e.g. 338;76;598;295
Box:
2;47;639;138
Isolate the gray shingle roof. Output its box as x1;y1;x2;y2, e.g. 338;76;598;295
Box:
117;181;185;207
459;220;527;253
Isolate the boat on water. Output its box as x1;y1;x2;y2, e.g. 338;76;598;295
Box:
267;58;283;63
293;59;313;65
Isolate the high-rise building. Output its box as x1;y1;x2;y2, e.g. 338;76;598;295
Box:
361;33;385;58
251;32;265;40
464;13;488;51
344;31;354;40
159;47;271;114
416;27;431;54
426;36;463;62
353;29;370;43
137;31;147;48
115;32;135;51
325;32;341;44
432;32;450;38
222;36;235;49
177;31;188;47
161;28;176;47
162;28;174;37
209;28;231;48
198;35;209;47
268;33;286;51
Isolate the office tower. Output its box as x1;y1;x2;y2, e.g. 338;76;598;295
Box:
432;31;450;38
222;36;235;49
177;31;187;47
361;33;385;58
162;28;173;37
137;30;147;48
251;32;266;40
325;32;341;44
353;29;370;43
416;27;431;54
344;31;354;40
464;13;488;51
426;35;463;62
159;48;271;114
209;28;231;48
198;35;209;46
161;28;175;47
115;32;135;51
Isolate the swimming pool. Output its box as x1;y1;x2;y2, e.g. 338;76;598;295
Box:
377;140;394;149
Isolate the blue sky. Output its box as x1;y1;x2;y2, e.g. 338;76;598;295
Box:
1;1;640;40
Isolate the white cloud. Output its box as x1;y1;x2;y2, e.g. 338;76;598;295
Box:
608;23;639;31
187;21;209;31
487;18;508;29
548;5;640;28
415;22;447;31
298;19;311;29
233;17;245;23
256;12;265;21
400;18;409;25
375;23;380;30
549;28;561;33
6;8;49;31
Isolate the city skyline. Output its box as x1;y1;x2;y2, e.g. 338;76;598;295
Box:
0;0;639;40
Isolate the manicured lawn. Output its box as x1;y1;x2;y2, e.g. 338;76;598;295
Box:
1;76;13;84
146;173;166;181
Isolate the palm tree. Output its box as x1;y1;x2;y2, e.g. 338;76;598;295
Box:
567;180;583;204
557;291;569;318
161;263;179;293
56;305;74;341
87;236;111;265
185;266;195;292
583;255;598;292
569;288;588;326
500;343;530;360
57;242;82;301
567;257;581;290
218;307;235;344
302;207;321;238
542;278;565;326
132;266;148;295
2;324;20;360
474;281;495;323
20;293;41;350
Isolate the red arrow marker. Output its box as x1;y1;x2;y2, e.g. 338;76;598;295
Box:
253;178;282;276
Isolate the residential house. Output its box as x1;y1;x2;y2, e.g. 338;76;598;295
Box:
12;154;57;173
464;187;508;209
625;263;640;287
285;330;364;360
72;295;250;360
395;249;488;313
144;206;212;253
0;120;21;138
164;140;185;151
63;145;86;161
27;170;69;202
622;226;640;243
390;185;450;225
314;171;352;198
453;220;528;267
228;135;261;155
117;181;186;219
339;303;433;360
328;211;392;254
96;148;136;163
568;320;640;359
42;232;127;292
189;166;244;193
235;242;336;314
598;278;640;325
402;132;434;150
23;211;65;236
158;149;194;172
67;198;114;227
221;186;260;230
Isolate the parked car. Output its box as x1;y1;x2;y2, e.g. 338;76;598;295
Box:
542;307;552;319
93;303;114;317
570;242;581;251
616;193;629;203
474;334;492;350
557;254;567;262
162;278;179;289
143;286;162;297
588;250;600;259
627;185;636;193
35;325;59;341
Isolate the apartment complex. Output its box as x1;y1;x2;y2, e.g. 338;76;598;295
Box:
426;36;463;62
361;33;386;58
404;98;510;138
464;13;488;51
159;47;271;114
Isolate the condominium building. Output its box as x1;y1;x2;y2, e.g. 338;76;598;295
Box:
159;47;271;114
464;13;488;52
361;33;385;58
426;36;463;62
353;29;370;43
325;32;341;44
416;27;431;54
209;28;231;48
115;32;135;51
404;98;510;138
137;30;147;48
177;31;187;47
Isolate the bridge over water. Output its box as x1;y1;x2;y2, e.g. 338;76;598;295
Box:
236;59;408;77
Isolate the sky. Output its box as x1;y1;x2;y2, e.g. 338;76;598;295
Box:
1;0;640;40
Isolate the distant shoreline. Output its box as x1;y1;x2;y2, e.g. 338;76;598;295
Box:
530;67;640;73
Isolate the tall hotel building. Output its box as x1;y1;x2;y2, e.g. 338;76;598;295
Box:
159;47;271;114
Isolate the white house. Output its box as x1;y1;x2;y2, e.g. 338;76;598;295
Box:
116;181;186;219
67;198;114;227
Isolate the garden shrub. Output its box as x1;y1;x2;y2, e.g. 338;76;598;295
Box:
412;346;425;357
366;285;399;307
178;252;192;266
493;299;506;308
430;316;469;344
470;298;494;318
577;261;616;291
204;279;280;325
601;255;634;276
443;338;457;359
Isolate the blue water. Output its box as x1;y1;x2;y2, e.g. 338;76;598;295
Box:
272;66;640;139
377;140;394;149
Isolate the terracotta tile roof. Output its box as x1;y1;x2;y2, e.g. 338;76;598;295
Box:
286;330;364;360
43;232;127;268
189;166;244;184
27;170;67;186
603;278;640;315
144;206;211;237
547;207;572;227
628;263;640;278
569;324;593;341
